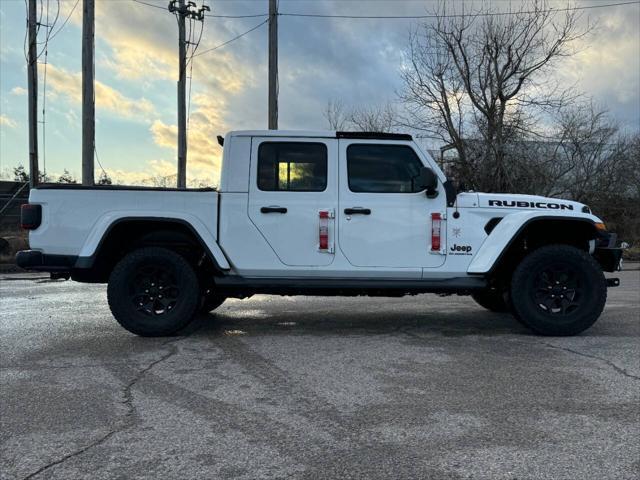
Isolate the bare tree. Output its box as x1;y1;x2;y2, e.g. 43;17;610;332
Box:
57;169;77;184
149;174;178;188
97;171;113;185
546;104;627;202
347;103;397;132
324;98;347;130
12;165;50;183
400;0;591;192
324;99;398;132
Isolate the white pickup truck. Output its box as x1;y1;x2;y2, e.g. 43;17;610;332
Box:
17;131;622;336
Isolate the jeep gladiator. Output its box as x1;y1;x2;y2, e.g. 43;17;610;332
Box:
17;131;623;336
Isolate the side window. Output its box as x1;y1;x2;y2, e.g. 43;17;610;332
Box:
258;142;327;192
347;144;425;193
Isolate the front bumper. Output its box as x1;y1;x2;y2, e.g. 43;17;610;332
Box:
593;230;623;272
594;247;623;272
16;250;78;272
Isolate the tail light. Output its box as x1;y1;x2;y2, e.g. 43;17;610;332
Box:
318;209;334;253
319;210;330;251
21;204;42;230
431;212;442;251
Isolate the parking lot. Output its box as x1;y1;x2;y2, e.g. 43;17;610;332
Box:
1;270;639;479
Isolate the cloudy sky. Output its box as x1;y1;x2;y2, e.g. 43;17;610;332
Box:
0;0;638;186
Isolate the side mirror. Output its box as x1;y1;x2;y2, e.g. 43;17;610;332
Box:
419;167;439;198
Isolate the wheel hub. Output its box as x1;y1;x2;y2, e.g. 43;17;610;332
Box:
534;266;582;315
130;265;180;316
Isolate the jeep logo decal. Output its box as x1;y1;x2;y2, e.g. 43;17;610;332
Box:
488;200;574;210
450;244;472;255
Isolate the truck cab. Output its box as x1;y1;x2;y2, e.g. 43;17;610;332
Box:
17;130;623;337
219;131;448;279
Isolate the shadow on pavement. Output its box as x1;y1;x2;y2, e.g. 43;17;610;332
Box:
184;306;530;339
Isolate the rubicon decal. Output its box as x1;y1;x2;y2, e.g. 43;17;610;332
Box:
488;200;574;210
450;244;472;255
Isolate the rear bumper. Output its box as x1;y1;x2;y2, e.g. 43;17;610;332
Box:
15;250;78;272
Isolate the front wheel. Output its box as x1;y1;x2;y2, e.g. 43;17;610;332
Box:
107;247;200;336
510;244;607;336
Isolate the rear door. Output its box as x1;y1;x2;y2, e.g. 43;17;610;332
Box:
248;137;337;267
338;141;446;270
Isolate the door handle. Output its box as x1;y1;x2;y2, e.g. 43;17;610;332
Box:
344;208;371;215
261;206;287;214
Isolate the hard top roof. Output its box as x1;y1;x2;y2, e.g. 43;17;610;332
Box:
228;130;412;141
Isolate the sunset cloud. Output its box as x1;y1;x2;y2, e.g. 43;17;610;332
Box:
92;1;253;96
1;0;637;186
150;93;226;184
562;11;640;109
0;114;17;128
45;64;155;120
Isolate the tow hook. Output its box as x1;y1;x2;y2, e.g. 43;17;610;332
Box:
606;278;620;288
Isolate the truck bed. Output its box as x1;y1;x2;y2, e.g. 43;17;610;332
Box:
27;184;219;258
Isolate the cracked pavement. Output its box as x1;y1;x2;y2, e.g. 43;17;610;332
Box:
1;270;639;479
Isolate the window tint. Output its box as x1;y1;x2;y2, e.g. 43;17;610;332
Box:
258;142;327;191
347;144;424;193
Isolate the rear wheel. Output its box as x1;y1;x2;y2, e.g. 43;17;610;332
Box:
472;289;510;313
510;244;606;336
107;247;200;336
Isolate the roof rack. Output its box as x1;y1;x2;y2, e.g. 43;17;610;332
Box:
336;131;413;141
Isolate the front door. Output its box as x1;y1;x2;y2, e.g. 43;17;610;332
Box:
338;141;446;270
248;137;337;267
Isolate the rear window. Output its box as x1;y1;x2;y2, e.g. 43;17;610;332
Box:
347;144;424;193
258;142;327;192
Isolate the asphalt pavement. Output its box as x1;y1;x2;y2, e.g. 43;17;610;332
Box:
1;270;639;480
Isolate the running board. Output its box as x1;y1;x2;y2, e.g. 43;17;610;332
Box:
215;276;487;296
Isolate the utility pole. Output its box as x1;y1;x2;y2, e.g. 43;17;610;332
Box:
268;0;278;130
82;0;95;186
176;0;187;189
27;0;38;187
169;1;208;189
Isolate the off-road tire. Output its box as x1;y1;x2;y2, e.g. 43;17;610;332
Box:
108;247;200;337
510;244;607;336
472;290;510;313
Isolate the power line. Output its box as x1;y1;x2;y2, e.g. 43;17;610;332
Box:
186;14;204;135
41;0;51;176
131;0;165;10
279;1;640;19
23;10;29;63
39;0;61;176
136;0;640;20
205;13;268;18
193;19;267;57
41;53;48;176
132;0;267;17
94;145;107;179
48;0;79;41
131;0;639;21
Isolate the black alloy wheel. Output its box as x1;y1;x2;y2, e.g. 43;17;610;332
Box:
130;264;180;316
510;244;607;336
532;265;584;316
108;247;200;336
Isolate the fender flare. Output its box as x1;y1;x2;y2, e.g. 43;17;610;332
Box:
467;211;599;275
75;212;231;270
